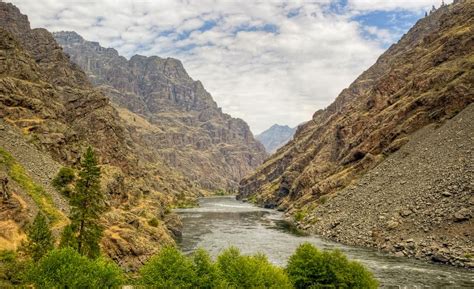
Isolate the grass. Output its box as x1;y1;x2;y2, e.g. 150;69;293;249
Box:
294;209;307;222
0;147;65;226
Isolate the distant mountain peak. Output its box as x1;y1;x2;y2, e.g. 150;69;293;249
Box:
256;124;296;153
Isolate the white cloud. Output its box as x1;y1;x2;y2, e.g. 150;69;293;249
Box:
348;0;452;11
7;0;445;133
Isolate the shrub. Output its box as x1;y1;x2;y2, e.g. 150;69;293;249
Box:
0;250;30;287
52;167;75;197
148;217;160;227
192;249;226;289
139;246;197;288
217;247;292;289
26;248;123;288
286;243;378;289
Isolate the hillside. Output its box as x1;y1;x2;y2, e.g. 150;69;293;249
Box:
256;124;296;153
238;0;473;266
53;31;266;192
0;2;205;269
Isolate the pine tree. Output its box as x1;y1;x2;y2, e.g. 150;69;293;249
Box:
65;146;105;258
23;212;54;261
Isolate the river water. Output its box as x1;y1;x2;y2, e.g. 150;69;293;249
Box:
175;196;473;288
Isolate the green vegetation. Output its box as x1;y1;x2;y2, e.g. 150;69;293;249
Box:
294;209;307;222
52;166;75;197
0;250;30;287
26;248;123;288
286;243;378;289
60;146;105;258
21;212;54;261
217;247;292;289
0;147;64;224
140;246;292;288
148;217;160;227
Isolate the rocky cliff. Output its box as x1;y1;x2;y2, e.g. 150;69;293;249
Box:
239;0;473;266
0;2;202;269
256;124;296;153
53;32;266;192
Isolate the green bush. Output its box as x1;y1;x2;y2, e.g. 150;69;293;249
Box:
139;246;197;288
52;167;75;197
26;248;123;288
0;250;30;287
286;243;378;289
192;249;226;289
217;247;292;289
148;217;160;227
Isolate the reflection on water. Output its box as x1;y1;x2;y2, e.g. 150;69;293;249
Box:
176;196;474;288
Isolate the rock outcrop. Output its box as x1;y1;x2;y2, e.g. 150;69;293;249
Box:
53;31;266;192
239;0;473;267
256;124;296;153
0;2;199;269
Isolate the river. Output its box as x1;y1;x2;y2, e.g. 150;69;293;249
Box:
175;196;474;288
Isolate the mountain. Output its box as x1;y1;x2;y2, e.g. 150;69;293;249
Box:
53;31;266;192
0;2;213;270
238;0;473;267
256;124;296;153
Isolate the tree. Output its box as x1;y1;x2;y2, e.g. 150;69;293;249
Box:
217;247;292;289
139;246;197;288
26;248;123;288
22;212;54;261
62;146;105;258
286;243;378;289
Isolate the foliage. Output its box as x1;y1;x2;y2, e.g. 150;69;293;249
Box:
139;246;197;288
22;212;54;261
286;243;378;289
192;249;226;289
0;250;30;287
294;209;307;222
148;217;160;227
0;147;64;224
52;166;75;197
26;248;123;288
217;247;292;289
65;146;105;258
59;224;78;250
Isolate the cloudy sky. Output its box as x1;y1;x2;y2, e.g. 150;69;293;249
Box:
10;0;450;134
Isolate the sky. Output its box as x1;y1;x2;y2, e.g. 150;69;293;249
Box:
10;0;451;134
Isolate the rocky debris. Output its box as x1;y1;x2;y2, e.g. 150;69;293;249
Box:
305;104;474;268
256;124;297;153
238;0;474;268
53;31;267;192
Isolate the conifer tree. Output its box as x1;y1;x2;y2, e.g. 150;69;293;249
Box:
64;146;105;258
23;212;54;261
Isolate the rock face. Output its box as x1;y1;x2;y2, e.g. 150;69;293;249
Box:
53;31;266;191
238;0;473;266
256;124;296;153
0;2;200;269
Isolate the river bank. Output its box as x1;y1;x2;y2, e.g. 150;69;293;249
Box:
175;196;474;288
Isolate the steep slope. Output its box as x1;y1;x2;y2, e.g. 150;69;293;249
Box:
308;103;474;267
256;124;296;153
52;32;266;192
239;0;473;266
0;2;197;269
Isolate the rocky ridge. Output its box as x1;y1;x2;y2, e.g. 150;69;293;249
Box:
0;2;199;269
256;124;296;153
239;0;474;267
53;31;266;191
306;104;473;267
